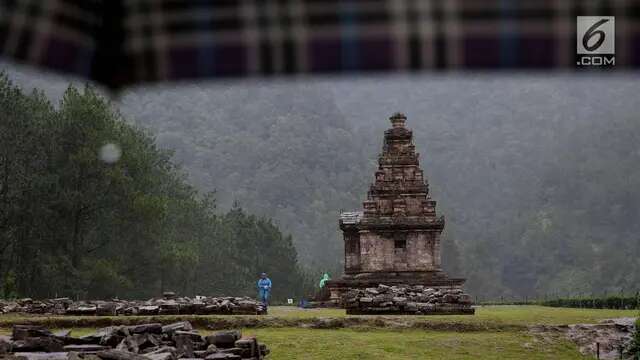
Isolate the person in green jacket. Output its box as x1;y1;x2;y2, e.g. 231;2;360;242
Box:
319;273;331;288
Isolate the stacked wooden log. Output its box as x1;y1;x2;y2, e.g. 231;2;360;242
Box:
342;284;475;315
0;295;266;316
0;322;269;359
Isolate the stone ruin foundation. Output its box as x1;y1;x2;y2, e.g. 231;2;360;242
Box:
0;293;266;316
530;317;638;360
0;321;269;359
342;284;473;315
327;113;474;315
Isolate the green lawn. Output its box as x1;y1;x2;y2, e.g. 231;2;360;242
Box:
0;326;590;360
0;305;637;330
1;306;636;359
240;328;588;360
266;305;638;327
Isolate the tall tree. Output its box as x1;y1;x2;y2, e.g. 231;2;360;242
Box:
0;74;306;300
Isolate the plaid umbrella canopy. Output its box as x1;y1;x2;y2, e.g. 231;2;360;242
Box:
1;0;638;89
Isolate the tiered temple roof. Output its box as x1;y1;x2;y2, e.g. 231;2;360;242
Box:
340;112;444;231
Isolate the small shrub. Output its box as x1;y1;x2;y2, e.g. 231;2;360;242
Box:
540;295;640;310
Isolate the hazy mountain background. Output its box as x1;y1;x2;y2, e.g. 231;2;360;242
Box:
4;61;640;299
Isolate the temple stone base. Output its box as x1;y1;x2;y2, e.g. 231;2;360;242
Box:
326;271;469;312
340;270;463;284
333;282;474;315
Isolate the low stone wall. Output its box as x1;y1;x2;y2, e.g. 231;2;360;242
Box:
0;295;266;316
342;284;474;315
0;322;269;359
530;317;638;360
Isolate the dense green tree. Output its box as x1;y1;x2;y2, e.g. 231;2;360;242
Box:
0;74;306;300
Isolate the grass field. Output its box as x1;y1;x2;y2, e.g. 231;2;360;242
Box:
242;328;587;360
1;305;636;329
266;305;639;325
1;306;637;359
0;326;588;359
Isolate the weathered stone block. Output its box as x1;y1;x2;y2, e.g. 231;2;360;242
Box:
205;331;240;349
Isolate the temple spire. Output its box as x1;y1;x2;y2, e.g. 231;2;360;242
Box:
389;112;407;128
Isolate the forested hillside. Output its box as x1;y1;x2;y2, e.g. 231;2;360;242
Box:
3;64;639;300
118;76;640;299
118;82;371;274
332;76;640;298
0;75;305;300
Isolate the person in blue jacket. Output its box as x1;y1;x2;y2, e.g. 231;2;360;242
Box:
257;272;272;308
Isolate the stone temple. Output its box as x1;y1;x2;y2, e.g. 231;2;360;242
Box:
327;113;471;313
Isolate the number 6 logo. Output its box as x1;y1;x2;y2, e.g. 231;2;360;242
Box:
577;17;615;55
583;19;608;52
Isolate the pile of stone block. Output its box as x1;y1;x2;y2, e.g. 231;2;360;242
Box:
342;284;474;315
0;294;266;316
0;322;269;359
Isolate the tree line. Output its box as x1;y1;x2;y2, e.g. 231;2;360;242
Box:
0;74;308;301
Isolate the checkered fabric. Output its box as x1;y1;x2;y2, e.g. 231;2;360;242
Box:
1;0;639;89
